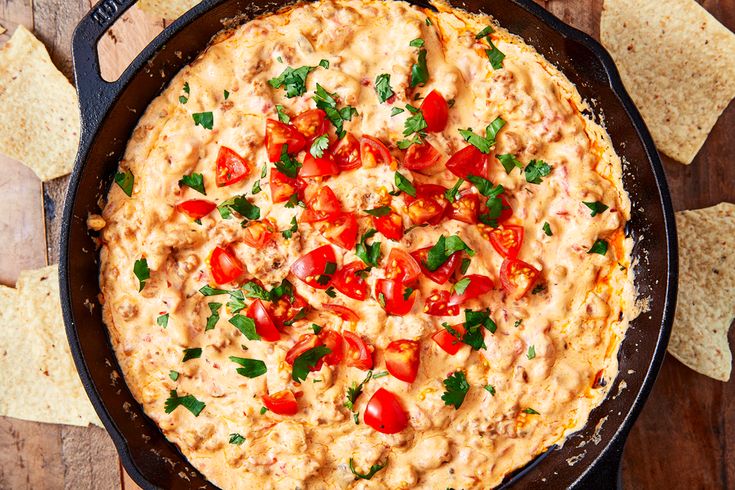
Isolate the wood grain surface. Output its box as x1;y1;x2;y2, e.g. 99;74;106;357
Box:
0;1;732;489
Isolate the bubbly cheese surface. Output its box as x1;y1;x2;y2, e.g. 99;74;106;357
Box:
99;1;636;488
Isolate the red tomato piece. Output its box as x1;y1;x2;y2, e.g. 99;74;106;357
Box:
246;299;281;342
364;388;408;434
242;219;276;248
500;258;540;300
420;90;449;133
404;140;441;170
343;331;374;370
486;224;524;258
318;213;358;250
268;291;308;328
263;390;298;415
446;145;489;179
300;152;340;178
405;184;449;225
447;191;479;224
265;119;306;162
323;303;360;322
423;289;460;316
332;133;362;170
270;169;298;204
209;246;244;285
290;245;337;289
385;340;420;383
384;248;422;284
291;109;329;143
375;278;416;316
498;195;513;223
318;329;344;365
360;135;393;167
215;146;252;187
176;199;216;219
432;323;467;355
285;333;322;366
332;261;370;301
301;186;343;223
448;274;494;307
373;208;404;241
410;247;462;285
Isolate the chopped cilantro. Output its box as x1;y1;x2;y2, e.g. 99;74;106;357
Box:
268;65;316;98
217;195;260;220
458;116;505;154
182;347;202;362
242;282;270;300
524;160;552;184
310;134;330;158
484;384;496;395
199;285;229;296
292;346;331;382
229;356;267;378
179;81;190;104
275;145;302;178
192;111;213;130
476;25;494;39
390;107;405;117
229;433;245;445
467;175;506;227
157;313;169;328
344;371;373;412
496;153;523;174
583;201;609;217
114;169;134;197
223;89;230;100
394;171;417;197
409;38;425;47
169;370;179;381
355;229;382;267
445;178;464;202
588;239;609;255
281;216;298;239
251;180;261;194
424;235;475;272
313;84;358;138
485;39;505;69
543;222;553;236
527;345;536;359
364;206;391;217
179;173;206;195
410;49;429;87
318;59;330;69
164;390;205;416
229;314;261;340
460;257;471;275
452;277;471;295
349;458;386;480
260;406;267;415
441;371;470;409
311;323;323;334
205;302;221;331
375;74;394;103
523;407;540;415
275;104;290;123
133;258;150;291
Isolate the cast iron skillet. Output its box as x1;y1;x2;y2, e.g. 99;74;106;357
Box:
61;0;677;488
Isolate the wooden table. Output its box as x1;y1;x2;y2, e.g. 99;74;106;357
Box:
0;1;732;488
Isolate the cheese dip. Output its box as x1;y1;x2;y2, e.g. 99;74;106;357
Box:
98;1;636;488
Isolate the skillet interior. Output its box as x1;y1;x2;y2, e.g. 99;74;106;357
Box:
61;0;677;488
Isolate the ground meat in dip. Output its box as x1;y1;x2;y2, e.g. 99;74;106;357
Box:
98;1;637;488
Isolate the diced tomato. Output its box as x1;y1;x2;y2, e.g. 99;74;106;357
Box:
360;135;393;167
446;145;489;179
265;119;306;162
420;90;449;133
270;169;298;204
432;323;467;355
323;303;360;322
405;184;449;225
373;208;404;241
242;219;276;248
448;274;493;306
209;246;244;285
300;152;340;178
411;247;462;285
285;333;322;366
364;388;408;434
403;140;441;170
332;261;370;301
301;186;343;223
486;224;524;258
385;340;420;383
343;331;374;370
318;213;358;250
332;133;362;170
246;299;281;341
318;329;344;365
423;289;460;316
263;390;298;415
447;191;479;224
268;291;308;328
375;278;416;316
215;146;251;187
290;245;337;289
292;109;329;143
384;248;422;284
176;199;216;219
499;258;540;300
476;194;513;224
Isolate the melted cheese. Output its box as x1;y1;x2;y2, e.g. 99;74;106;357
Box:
98;1;636;488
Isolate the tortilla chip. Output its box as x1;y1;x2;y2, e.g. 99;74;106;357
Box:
0;265;101;426
0;26;79;181
600;0;735;164
0;25;6;36
668;203;735;381
138;0;201;19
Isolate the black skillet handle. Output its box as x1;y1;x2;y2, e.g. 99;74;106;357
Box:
71;0;137;134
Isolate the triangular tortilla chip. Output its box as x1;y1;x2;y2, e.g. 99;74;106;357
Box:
0;265;101;426
668;203;735;381
0;26;80;181
138;0;201;19
600;0;735;164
